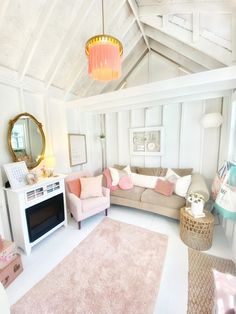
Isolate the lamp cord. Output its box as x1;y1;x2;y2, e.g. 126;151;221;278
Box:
102;0;105;34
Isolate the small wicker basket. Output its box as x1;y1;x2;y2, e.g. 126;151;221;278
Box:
180;207;214;251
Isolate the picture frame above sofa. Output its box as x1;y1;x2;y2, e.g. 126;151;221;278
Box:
129;127;163;156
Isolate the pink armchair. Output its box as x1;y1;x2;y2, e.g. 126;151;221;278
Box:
65;171;110;229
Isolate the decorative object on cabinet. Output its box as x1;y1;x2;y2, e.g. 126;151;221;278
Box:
25;173;38;185
7;112;46;169
4;175;67;255
129;127;164;156
68;134;87;166
3;161;28;189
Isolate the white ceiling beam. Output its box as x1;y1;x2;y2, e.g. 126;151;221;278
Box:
127;0;150;50
102;46;148;94
0;65;64;98
18;0;58;81
162;15;168;29
141;16;231;65
150;40;206;73
105;0;127;34
201;29;231;50
64;0;126;99
144;23;226;69
139;2;234;15
63;52;85;99
169;14;231;50
67;65;236;112
192;12;200;43
115;49;148;90
44;0;96;89
76;90;230;114
0;0;10;29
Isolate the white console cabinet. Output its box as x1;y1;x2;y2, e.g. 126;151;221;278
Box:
5;175;67;255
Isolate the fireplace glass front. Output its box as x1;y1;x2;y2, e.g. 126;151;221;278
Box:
26;193;64;243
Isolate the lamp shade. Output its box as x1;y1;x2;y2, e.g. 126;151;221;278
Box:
201;113;223;128
45;155;55;169
85;34;123;81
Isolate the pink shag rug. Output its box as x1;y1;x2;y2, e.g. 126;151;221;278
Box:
11;218;168;314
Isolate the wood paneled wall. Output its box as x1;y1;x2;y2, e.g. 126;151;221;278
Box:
103;99;222;185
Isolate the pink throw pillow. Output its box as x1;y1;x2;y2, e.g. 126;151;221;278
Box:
103;168;119;191
67;179;81;197
155;179;175;196
80;175;103;199
119;176;133;190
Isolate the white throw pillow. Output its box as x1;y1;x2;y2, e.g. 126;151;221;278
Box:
109;165;131;186
109;168;120;186
123;164;131;175
166;168;191;197
131;173;159;189
80;175;103;199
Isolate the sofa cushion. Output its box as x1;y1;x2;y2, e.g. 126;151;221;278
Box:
119;176;133;190
155;179;175;196
136;167;163;176
114;164;138;173
141;188;186;209
81;197;108;213
131;173;159;189
103;168;119;191
173;168;193;176
166;168;192;197
111;186;145;201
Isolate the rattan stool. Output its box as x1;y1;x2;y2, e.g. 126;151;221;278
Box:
180;207;214;251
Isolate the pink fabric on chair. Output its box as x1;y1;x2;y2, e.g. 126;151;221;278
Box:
65;171;110;229
103;168;119;191
67;179;81;197
81;197;110;213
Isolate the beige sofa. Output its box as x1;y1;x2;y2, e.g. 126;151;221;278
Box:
109;166;210;220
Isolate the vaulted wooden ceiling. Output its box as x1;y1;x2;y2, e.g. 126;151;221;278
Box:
0;0;234;100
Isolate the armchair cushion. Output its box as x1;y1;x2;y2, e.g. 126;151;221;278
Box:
81;197;109;213
80;175;103;199
67;179;81;197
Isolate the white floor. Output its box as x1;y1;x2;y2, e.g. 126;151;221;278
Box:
6;205;233;314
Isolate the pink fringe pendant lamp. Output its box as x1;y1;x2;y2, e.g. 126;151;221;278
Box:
85;0;123;81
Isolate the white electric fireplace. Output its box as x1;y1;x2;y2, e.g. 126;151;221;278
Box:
5;175;67;255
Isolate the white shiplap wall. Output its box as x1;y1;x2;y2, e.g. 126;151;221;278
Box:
104;99;223;185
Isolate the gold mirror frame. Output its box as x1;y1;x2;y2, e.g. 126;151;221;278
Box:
8;112;46;169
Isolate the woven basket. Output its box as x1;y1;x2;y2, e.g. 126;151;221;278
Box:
180;207;214;251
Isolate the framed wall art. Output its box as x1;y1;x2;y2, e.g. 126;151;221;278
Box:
129;127;164;156
68;134;87;166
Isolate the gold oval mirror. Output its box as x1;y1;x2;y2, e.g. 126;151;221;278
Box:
8;112;46;169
